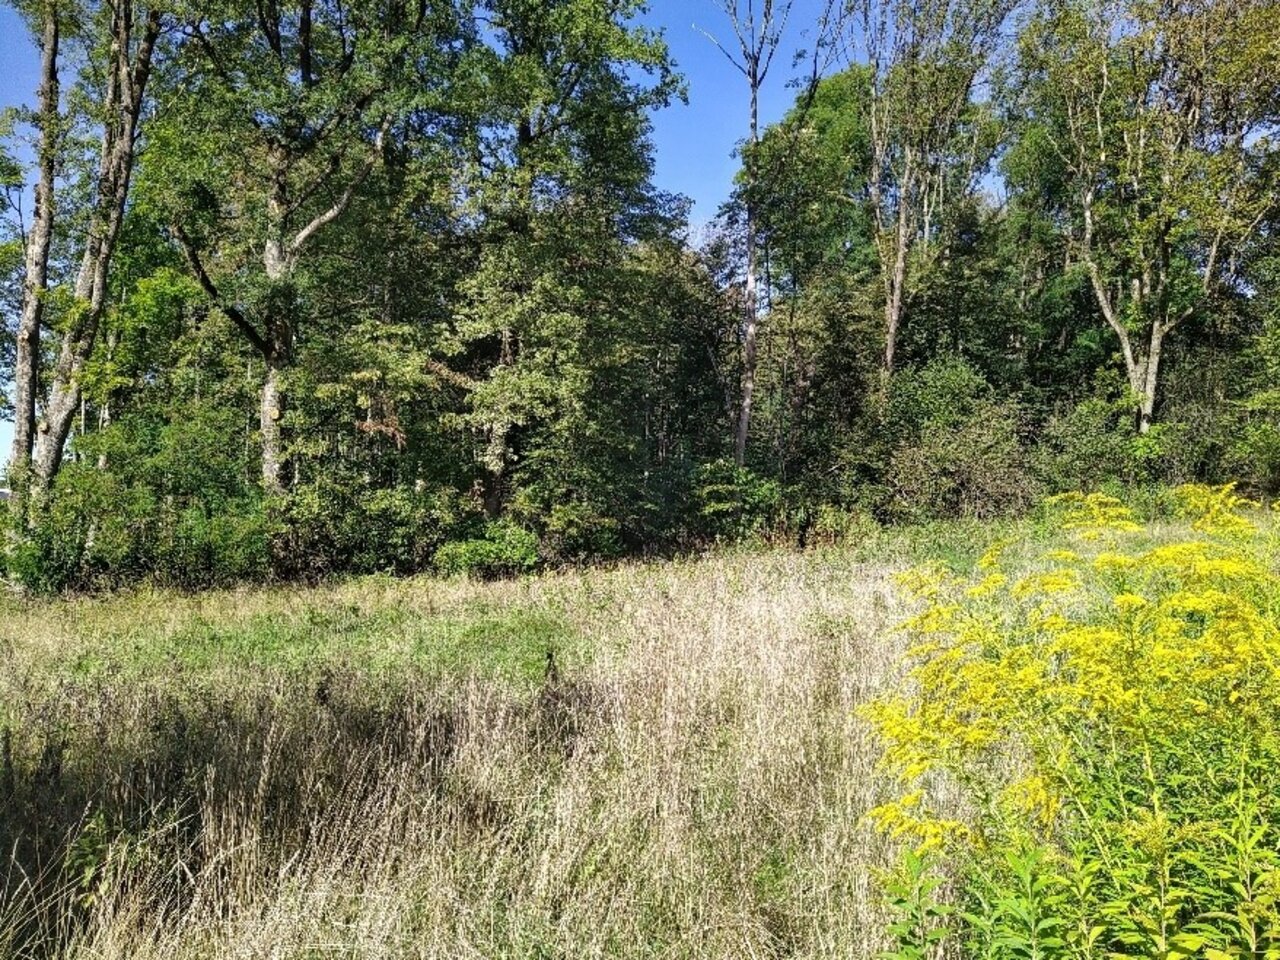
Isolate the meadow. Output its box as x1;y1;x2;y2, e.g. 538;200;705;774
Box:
6;492;1280;959
1;520;1028;959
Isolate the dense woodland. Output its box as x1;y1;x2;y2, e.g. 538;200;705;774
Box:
0;0;1277;590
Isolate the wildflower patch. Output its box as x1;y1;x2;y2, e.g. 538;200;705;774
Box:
868;484;1280;958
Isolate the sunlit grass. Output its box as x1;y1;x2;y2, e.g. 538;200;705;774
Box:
0;517;1089;959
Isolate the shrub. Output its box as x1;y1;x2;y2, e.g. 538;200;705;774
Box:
887;407;1036;522
884;358;1035;521
10;474;272;593
1225;390;1280;493
10;465;160;592
692;459;783;542
279;477;471;578
868;485;1280;957
1032;395;1140;491
807;503;881;547
537;501;624;564
433;520;539;579
150;500;272;587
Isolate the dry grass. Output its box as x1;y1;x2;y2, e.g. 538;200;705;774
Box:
0;542;960;959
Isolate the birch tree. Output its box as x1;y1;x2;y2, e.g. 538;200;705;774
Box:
29;0;162;499
9;0;60;494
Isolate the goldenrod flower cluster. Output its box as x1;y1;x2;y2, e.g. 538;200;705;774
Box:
867;485;1280;957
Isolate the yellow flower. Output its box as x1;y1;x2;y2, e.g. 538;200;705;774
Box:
1174;482;1258;534
978;539;1015;571
1013;568;1082;599
966;573;1008;599
1113;593;1147;613
1094;552;1137;573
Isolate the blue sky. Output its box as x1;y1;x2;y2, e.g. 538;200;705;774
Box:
0;0;838;460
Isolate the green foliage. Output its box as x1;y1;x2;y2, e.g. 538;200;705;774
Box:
2;0;1278;593
884;358;1037;521
880;851;953;960
279;476;472;579
693;459;783;541
433;520;539;580
1032;395;1142;490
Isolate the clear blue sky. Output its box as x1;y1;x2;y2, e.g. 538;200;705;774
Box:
0;0;837;460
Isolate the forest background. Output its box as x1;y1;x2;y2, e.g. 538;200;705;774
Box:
0;0;1276;591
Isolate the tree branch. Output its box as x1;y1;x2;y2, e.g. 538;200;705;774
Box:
290;118;390;255
173;223;270;357
425;356;479;392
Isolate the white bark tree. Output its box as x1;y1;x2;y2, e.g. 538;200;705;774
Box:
1018;0;1279;432
852;0;1014;379
30;0;161;499
10;0;60;497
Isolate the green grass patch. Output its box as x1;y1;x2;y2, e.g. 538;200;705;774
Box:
55;599;581;687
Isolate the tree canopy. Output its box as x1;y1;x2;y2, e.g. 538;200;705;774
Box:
1;0;1277;589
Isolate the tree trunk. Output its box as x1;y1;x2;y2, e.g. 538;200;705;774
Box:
882;203;910;378
30;3;159;499
1137;323;1164;435
11;5;60;491
260;360;286;493
260;222;293;495
735;69;761;467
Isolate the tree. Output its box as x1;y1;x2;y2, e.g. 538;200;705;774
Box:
702;0;842;464
850;0;1012;378
154;0;446;493
430;0;680;515
701;0;794;465
30;0;162;499
734;67;877;483
1012;0;1280;433
8;0;60;493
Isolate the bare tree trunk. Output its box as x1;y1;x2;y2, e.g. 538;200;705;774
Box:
735;75;760;467
31;3;160;499
705;0;804;466
882;197;910;377
1137;323;1164;435
260;361;286;492
260;185;293;495
11;4;60;493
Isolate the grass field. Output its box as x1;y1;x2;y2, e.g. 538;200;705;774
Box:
0;519;1042;958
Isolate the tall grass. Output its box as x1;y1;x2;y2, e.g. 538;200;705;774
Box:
0;541;956;959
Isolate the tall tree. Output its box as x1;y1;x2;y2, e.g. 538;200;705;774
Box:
9;0;60;492
734;67;876;482
851;0;1012;378
30;0;161;498
1012;0;1280;433
701;0;796;465
431;0;679;514
157;0;442;493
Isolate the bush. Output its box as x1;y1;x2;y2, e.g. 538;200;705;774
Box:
279;477;471;578
869;486;1280;957
151;502;272;586
10;466;152;591
884;358;1036;521
807;503;881;547
8;464;272;593
1032;395;1140;491
692;459;783;542
1224;388;1280;494
433;520;539;579
537;501;624;564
